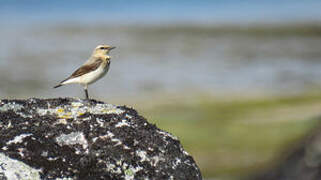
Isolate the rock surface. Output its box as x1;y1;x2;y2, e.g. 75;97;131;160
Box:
0;98;202;180
252;122;321;180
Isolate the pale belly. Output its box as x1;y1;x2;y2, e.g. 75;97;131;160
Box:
62;65;109;85
80;65;109;85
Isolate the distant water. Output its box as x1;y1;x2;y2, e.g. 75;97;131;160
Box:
1;1;321;99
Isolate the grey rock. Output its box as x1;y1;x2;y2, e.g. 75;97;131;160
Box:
0;98;202;180
251;122;321;180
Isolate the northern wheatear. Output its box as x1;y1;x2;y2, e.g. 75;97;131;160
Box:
54;44;115;99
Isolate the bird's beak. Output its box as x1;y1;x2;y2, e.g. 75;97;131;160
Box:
109;46;116;50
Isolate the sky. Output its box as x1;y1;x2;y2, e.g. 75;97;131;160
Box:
1;0;321;25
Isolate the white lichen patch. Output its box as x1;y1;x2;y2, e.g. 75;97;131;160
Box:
133;139;139;146
93;131;129;149
136;150;148;162
17;148;25;157
93;104;124;115
36;100;124;120
105;162;122;174
180;145;190;156
96;118;104;127
106;131;115;138
92;134;110;143
112;139;122;147
48;157;59;161
151;155;165;167
0;103;24;112
115;119;130;128
71;101;83;107
55;119;68;125
135;149;165;167
41;151;48;157
0;153;41;180
37;108;56;116
109;135;122;147
7;133;32;145
16;112;33;118
56;132;88;150
55;178;74;180
157;130;178;141
183;150;189;156
172;158;182;169
7;121;12;128
100;131;123;146
135;148;167;167
123;145;131;150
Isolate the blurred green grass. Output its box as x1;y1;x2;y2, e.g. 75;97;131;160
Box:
138;93;321;179
131;23;321;37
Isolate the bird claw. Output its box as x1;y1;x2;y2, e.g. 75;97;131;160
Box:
80;98;94;105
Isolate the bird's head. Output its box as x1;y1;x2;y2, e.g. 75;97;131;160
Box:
93;44;116;56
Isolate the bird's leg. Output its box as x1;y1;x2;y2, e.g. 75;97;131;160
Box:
85;89;89;99
84;85;89;99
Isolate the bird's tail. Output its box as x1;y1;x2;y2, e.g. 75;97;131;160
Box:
53;77;70;88
53;84;63;88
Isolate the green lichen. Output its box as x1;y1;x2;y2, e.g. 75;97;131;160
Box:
124;168;134;176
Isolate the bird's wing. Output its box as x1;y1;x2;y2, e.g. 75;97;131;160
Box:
60;59;103;83
70;59;103;78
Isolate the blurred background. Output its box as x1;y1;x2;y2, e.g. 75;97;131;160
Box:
1;0;321;179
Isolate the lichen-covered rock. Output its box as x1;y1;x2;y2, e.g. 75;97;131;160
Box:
0;98;202;180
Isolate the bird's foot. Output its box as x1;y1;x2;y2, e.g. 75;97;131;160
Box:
80;98;94;105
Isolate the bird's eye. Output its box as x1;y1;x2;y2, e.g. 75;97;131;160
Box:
100;47;105;50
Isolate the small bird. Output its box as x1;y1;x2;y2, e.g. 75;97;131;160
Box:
54;44;115;99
